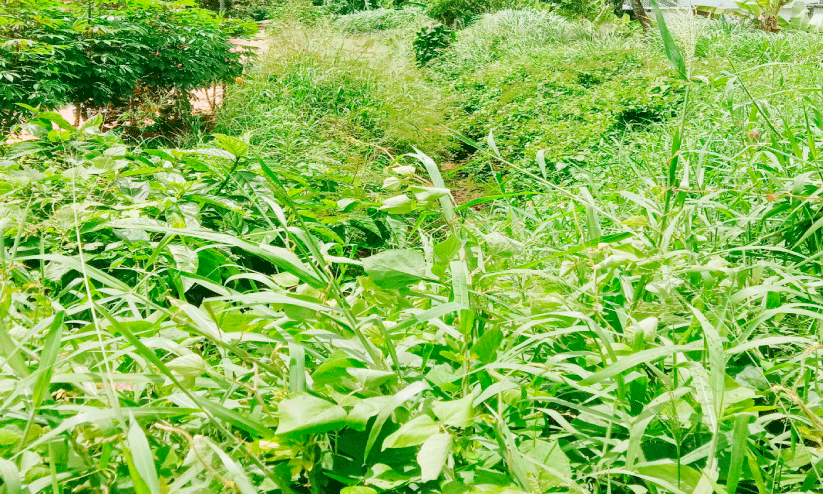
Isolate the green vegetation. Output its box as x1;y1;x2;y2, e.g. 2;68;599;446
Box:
5;0;823;493
0;0;253;130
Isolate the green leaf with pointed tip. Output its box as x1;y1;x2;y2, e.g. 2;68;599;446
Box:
363;249;433;289
383;415;440;450
650;0;687;80
418;433;452;482
471;328;503;363
128;415;161;494
33;311;64;408
275;394;347;436
0;458;22;494
432;394;475;429
212;133;248;158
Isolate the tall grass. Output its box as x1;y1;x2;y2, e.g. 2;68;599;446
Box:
215;24;455;192
6;8;823;494
332;7;431;33
438;9;592;71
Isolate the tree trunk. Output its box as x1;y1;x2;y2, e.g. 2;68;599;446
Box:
631;0;652;29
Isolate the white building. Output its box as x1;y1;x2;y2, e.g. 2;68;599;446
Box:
623;0;821;20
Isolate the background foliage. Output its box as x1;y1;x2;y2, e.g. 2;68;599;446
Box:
0;0;252;130
5;0;823;493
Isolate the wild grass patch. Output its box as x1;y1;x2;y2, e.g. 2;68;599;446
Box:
7;4;823;494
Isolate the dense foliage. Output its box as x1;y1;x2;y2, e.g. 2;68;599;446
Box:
6;0;823;493
0;0;252;129
413;24;454;65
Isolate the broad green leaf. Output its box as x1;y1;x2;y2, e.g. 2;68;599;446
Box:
340;485;377;494
212;133;248;158
471;328;504;363
521;438;575;491
35;111;74;130
411;149;455;221
432;394;475;428
347;368;396;388
312;355;364;389
417;433;452;482
363;249;433;288
380;195;416;214
0;429;20;446
128;415;161;494
383;415;440;450
411;186;450;203
168;245;199;291
341;487;378;494
364;381;430;460
0;314;29;378
166;353;209;378
484;232;524;257
275;394;347;436
0;458;22;494
347;396;394;431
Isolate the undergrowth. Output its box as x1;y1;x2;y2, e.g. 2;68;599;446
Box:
5;4;823;494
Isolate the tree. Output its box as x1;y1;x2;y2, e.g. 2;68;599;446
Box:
631;0;652;28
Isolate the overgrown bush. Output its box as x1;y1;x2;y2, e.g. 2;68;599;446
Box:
0;0;252;129
11;6;823;494
413;24;455;65
426;0;532;25
316;0;375;15
544;0;604;17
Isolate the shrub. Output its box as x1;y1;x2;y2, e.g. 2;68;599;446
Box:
205;0;280;20
0;0;248;129
317;0;372;15
426;0;535;25
413;24;455;65
544;0;605;18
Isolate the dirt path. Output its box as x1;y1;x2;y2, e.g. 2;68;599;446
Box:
190;24;272;113
5;23;271;143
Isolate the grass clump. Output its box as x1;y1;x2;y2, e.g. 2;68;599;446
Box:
215;27;455;195
440;8;592;69
333;7;431;32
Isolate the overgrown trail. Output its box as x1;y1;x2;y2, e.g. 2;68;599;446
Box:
191;22;274;113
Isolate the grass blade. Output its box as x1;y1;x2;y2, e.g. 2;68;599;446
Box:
33;311;66;408
651;0;687;80
128;414;161;494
